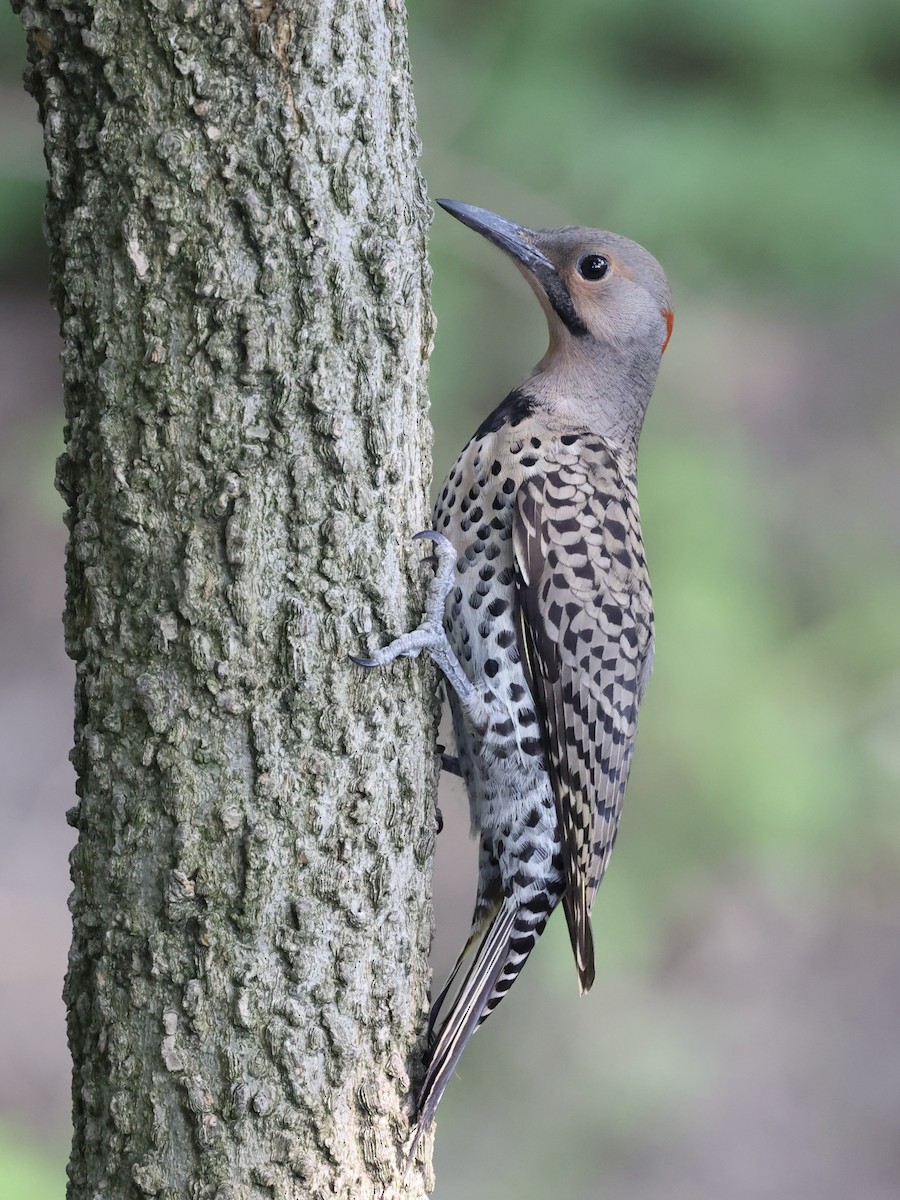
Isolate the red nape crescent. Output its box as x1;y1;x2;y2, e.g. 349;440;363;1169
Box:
662;308;674;353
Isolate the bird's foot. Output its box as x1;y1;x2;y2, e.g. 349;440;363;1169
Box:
351;532;481;709
350;532;456;670
352;532;494;734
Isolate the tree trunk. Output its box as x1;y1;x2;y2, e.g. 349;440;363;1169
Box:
15;1;438;1195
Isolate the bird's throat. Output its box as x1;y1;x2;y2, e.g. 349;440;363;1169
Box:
528;336;658;452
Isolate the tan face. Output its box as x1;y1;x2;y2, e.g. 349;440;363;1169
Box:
563;249;627;334
545;241;673;353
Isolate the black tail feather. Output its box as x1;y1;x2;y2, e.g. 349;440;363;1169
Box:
405;904;516;1166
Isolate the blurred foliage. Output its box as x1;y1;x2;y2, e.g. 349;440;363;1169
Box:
2;0;899;1197
410;3;900;1192
407;0;900;914
0;7;45;273
413;0;900;304
0;1124;65;1200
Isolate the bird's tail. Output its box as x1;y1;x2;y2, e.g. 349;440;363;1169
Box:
406;894;555;1163
561;874;596;994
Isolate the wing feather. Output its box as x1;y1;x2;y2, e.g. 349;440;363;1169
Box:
512;439;653;990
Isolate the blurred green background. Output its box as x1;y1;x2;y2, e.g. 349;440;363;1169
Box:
1;1;899;1197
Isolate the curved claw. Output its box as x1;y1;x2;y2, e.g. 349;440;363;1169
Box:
413;529;457;567
348;653;379;669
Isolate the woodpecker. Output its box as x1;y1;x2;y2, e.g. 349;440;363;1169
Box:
353;200;672;1152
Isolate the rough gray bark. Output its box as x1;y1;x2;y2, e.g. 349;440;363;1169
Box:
15;1;438;1196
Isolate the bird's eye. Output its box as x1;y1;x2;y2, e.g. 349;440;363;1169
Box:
577;254;610;281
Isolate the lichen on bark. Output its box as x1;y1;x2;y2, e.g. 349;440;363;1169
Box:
14;0;438;1195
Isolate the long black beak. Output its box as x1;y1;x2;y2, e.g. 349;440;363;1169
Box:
436;199;554;275
436;199;588;338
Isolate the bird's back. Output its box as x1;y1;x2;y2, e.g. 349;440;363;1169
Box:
433;389;654;927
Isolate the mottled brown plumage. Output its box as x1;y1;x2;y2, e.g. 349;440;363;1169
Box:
352;200;672;1155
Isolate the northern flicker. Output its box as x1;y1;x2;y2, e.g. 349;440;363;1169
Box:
353;200;673;1150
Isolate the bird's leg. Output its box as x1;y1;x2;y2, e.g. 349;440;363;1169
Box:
440;752;462;777
436;739;463;778
351;531;492;734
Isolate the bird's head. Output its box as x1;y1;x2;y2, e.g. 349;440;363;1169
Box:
437;199;673;363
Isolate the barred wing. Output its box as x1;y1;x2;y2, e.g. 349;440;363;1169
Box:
512;443;654;992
